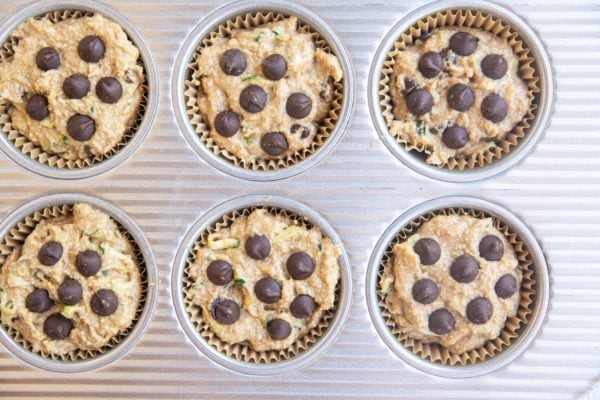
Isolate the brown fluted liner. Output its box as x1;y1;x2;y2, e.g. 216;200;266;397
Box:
182;206;340;363
0;10;148;170
184;12;344;171
377;207;535;365
0;203;148;361
379;8;540;170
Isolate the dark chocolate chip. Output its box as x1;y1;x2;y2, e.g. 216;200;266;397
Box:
466;297;493;324
406;88;433;116
450;255;479;283
245;234;271;260
481;54;508;80
90;289;118;316
63;74;90;99
254;277;281;304
442;125;469;149
449;32;478;56
43;313;73;340
447;83;474;112
290;123;310;139
96;77;122;104
214;110;240;137
219;48;247;76
36;47;60;71
286;252;315;280
211;299;240;325
412;278;440;304
413;238;441;265
239;85;267;113
76;250;102;277
38;241;63;266
26;94;49;121
479;235;504;261
25;288;54;313
290;294;317;318
481;94;508;123
260;131;289;156
428;308;455;335
416;30;433;43
286;92;312;119
67;114;96;141
402;77;417;96
495;274;518;299
78;35;105;63
418;51;443;78
262;53;287;81
57;278;82;306
267;318;291;340
207;260;233;286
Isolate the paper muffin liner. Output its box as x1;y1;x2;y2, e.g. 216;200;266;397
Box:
183;11;344;172
182;206;340;363
0;10;149;170
379;8;541;170
377;207;535;366
0;203;148;361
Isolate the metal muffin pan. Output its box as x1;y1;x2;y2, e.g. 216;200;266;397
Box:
367;0;555;183
0;192;158;373
171;194;353;375
0;0;159;180
171;0;355;181
366;196;550;378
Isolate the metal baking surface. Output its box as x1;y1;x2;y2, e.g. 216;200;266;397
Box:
0;0;598;399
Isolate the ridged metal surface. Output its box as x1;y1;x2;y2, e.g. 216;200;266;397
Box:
0;0;599;398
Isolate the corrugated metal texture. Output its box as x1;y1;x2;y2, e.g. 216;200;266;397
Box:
0;0;598;398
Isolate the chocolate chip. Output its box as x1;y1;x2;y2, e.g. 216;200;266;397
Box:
76;250;102;277
449;255;479;283
38;241;62;266
290;294;317;318
290;123;310;139
254;277;281;304
449;32;478;56
220;49;247;76
57;278;82;306
207;260;233;286
239;85;267;113
78;35;105;63
413;238;441;265
406;88;433;116
63;74;90;99
447;84;474;112
211;299;240;325
402;77;417;96
428;308;455;335
412;278;440;304
416;30;433;43
495;274;518;299
96;77;122;104
90;289;118;316
286;93;312;119
481;94;508;123
267;319;291;340
287;252;315;280
26;94;49;121
481;54;508;80
36;47;60;71
245;235;271;260
479;235;504;261
214;110;240;137
262;54;287;81
25;288;54;313
418;51;443;78
43;313;73;340
442;125;469;149
67;114;95;141
260;132;288;156
466;297;493;324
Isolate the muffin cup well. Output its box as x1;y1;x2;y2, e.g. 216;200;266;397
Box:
0;0;159;180
172;0;354;181
366;196;550;378
0;193;158;373
172;194;352;375
368;0;554;182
